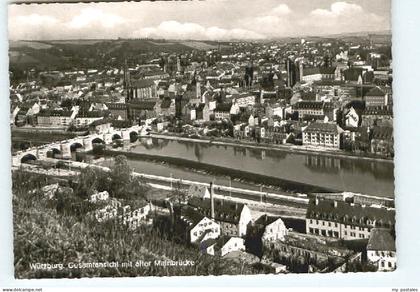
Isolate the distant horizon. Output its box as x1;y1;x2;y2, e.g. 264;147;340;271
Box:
9;28;392;43
9;0;391;41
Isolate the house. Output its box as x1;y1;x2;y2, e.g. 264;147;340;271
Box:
89;191;109;203
115;202;153;230
370;126;394;157
302;122;344;149
214;103;232;120
201;236;245;256
254;215;288;243
364;86;388;107
176;206;221;244
230;102;241;116
306;198;395;240
345;107;360;128
188;196;252;237
361;107;393;127
37;109;77;128
106;103;128;120
74;111;104;128
366;228;396;271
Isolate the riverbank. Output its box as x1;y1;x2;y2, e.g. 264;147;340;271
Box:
144;133;394;164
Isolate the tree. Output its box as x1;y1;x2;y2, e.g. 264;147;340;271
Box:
109;155;132;198
75;167;98;199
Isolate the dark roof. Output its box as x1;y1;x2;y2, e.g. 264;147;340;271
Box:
131;79;155;88
188;197;245;224
313;80;345;86
76;111;104;118
195;103;206;111
128;100;156;110
106;103;127;110
365;86;385;97
254;214;281;227
180;206;206;226
215;103;232;112
300;91;317;101
160;99;172;109
143;70;167;77
304;122;341;135
89;118;109;127
38;109;73;117
362;107;393;116
367;228;396;251
303;67;336;76
307;198;395;228
371;126;393;140
294;101;324;110
343;68;364;82
320;67;337;74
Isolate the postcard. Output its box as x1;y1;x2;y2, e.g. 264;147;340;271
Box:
9;0;395;278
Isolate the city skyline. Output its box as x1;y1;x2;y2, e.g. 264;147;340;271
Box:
9;0;391;41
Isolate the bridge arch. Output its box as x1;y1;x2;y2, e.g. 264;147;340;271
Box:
21;153;37;163
129;131;138;142
47;148;61;158
92;137;105;144
70;142;84;152
112;133;122;141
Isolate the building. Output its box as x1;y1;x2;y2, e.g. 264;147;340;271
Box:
106;103;128;120
361;107;393;127
370;126;394;157
127;79;158;100
306;198;395;240
176;206;221;244
74;111;104;128
294;101;325;119
37;109;77;127
214;103;232;120
366;228;396;271
188;196;252;237
301;67;336;83
364;86;388;107
127;100;158;121
254;215;288;243
201;236;246;256
344;107;360;128
285;57;298;88
234;94;256;108
302;122;343;149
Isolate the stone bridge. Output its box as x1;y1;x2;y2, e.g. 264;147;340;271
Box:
13;125;146;166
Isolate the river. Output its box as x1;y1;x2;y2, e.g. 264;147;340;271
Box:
97;137;394;198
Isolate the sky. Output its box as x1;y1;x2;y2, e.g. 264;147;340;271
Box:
8;0;391;41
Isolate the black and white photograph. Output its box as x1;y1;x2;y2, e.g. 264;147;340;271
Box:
8;0;396;279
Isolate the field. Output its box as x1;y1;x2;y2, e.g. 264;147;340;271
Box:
9;40;53;50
